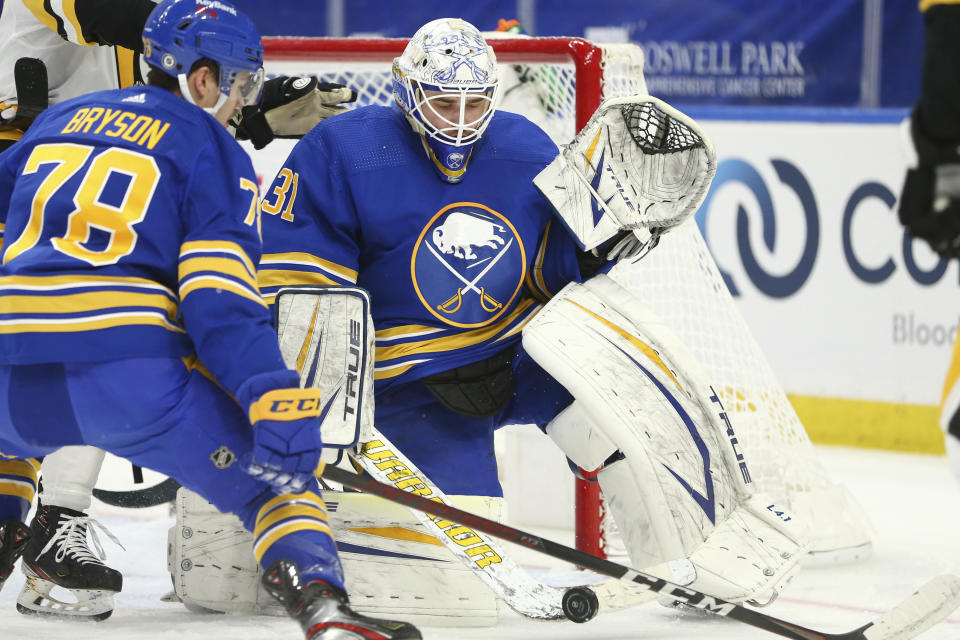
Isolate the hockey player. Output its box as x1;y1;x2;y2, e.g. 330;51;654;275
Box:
0;1;420;638
257;16;806;609
0;0;356;620
258;17;584;497
898;0;960;481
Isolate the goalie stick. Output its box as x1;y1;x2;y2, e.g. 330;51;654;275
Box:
318;461;960;640
347;434;657;622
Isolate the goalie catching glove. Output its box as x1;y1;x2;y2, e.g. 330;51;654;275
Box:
899;109;960;259
234;75;358;150
236;370;331;494
535;94;716;263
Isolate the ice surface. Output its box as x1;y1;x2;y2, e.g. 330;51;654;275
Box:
1;446;957;639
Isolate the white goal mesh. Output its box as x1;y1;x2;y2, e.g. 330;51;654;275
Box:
260;36;872;561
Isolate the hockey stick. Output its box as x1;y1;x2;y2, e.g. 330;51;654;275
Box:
347;435;656;622
318;460;960;640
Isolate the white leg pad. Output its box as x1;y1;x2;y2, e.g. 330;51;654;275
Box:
167;487;501;626
544;403;617;472
526;274;808;602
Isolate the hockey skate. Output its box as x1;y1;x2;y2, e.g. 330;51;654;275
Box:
17;505;123;620
261;559;422;640
0;519;29;589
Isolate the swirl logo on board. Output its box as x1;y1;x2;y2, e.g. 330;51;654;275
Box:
411;202;526;328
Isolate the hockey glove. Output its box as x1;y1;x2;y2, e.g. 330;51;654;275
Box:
899;110;960;259
234;75;358;150
236;371;329;494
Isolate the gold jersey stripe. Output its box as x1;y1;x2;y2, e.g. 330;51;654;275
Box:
257;269;339;291
375;324;445;340
259;252;358;283
0;290;177;318
0;311;185;334
0;274;175;295
116;47;136;87
179;256;257;289
22;0;61;39
180;240;255;275
376;298;536;362
180;276;267;308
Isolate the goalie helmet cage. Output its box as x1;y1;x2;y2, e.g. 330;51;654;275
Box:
260;36;873;562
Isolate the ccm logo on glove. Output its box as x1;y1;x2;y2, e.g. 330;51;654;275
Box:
249;388;323;422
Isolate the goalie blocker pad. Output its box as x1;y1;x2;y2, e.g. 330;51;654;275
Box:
533;94;716;254
523;275;808;602
274;286;374;464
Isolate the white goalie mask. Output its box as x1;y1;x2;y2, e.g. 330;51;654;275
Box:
393;18;501;183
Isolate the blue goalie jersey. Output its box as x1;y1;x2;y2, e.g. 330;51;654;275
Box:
0;86;286;398
259;106;582;391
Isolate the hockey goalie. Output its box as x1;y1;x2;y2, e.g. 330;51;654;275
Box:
167;19;810;626
525;94;807;603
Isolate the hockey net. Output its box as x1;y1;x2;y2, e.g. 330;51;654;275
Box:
260;36;873;563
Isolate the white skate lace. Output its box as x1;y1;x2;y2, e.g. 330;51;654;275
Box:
38;514;125;566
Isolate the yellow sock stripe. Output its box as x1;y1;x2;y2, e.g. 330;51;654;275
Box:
256;490;326;523
0;458;40;479
254;504;331;539
253;520;334;563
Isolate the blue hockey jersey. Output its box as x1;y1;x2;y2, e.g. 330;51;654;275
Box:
0;86;287;398
258;106;581;390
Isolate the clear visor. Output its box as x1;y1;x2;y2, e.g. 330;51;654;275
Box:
222;66;265;107
413;83;498;146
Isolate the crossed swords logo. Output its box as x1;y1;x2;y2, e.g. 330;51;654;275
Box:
425;235;513;314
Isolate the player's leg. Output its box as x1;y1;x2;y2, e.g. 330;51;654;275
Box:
17;446;124;620
0;456;39;590
376;381;501;496
69;358;420;639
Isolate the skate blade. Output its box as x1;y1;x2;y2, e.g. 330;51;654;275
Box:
17;575;117;621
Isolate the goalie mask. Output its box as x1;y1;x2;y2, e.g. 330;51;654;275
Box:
392;18;501;184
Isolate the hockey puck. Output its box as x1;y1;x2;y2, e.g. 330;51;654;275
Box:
561;586;599;623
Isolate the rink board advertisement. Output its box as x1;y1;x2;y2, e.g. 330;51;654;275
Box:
692;110;953;451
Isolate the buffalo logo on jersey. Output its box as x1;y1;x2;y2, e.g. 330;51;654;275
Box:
411;203;525;328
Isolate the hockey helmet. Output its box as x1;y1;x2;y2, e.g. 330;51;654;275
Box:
142;0;264;110
392;18;501;183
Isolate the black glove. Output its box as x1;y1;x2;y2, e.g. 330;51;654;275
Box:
899;109;960;259
234;75;358;150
